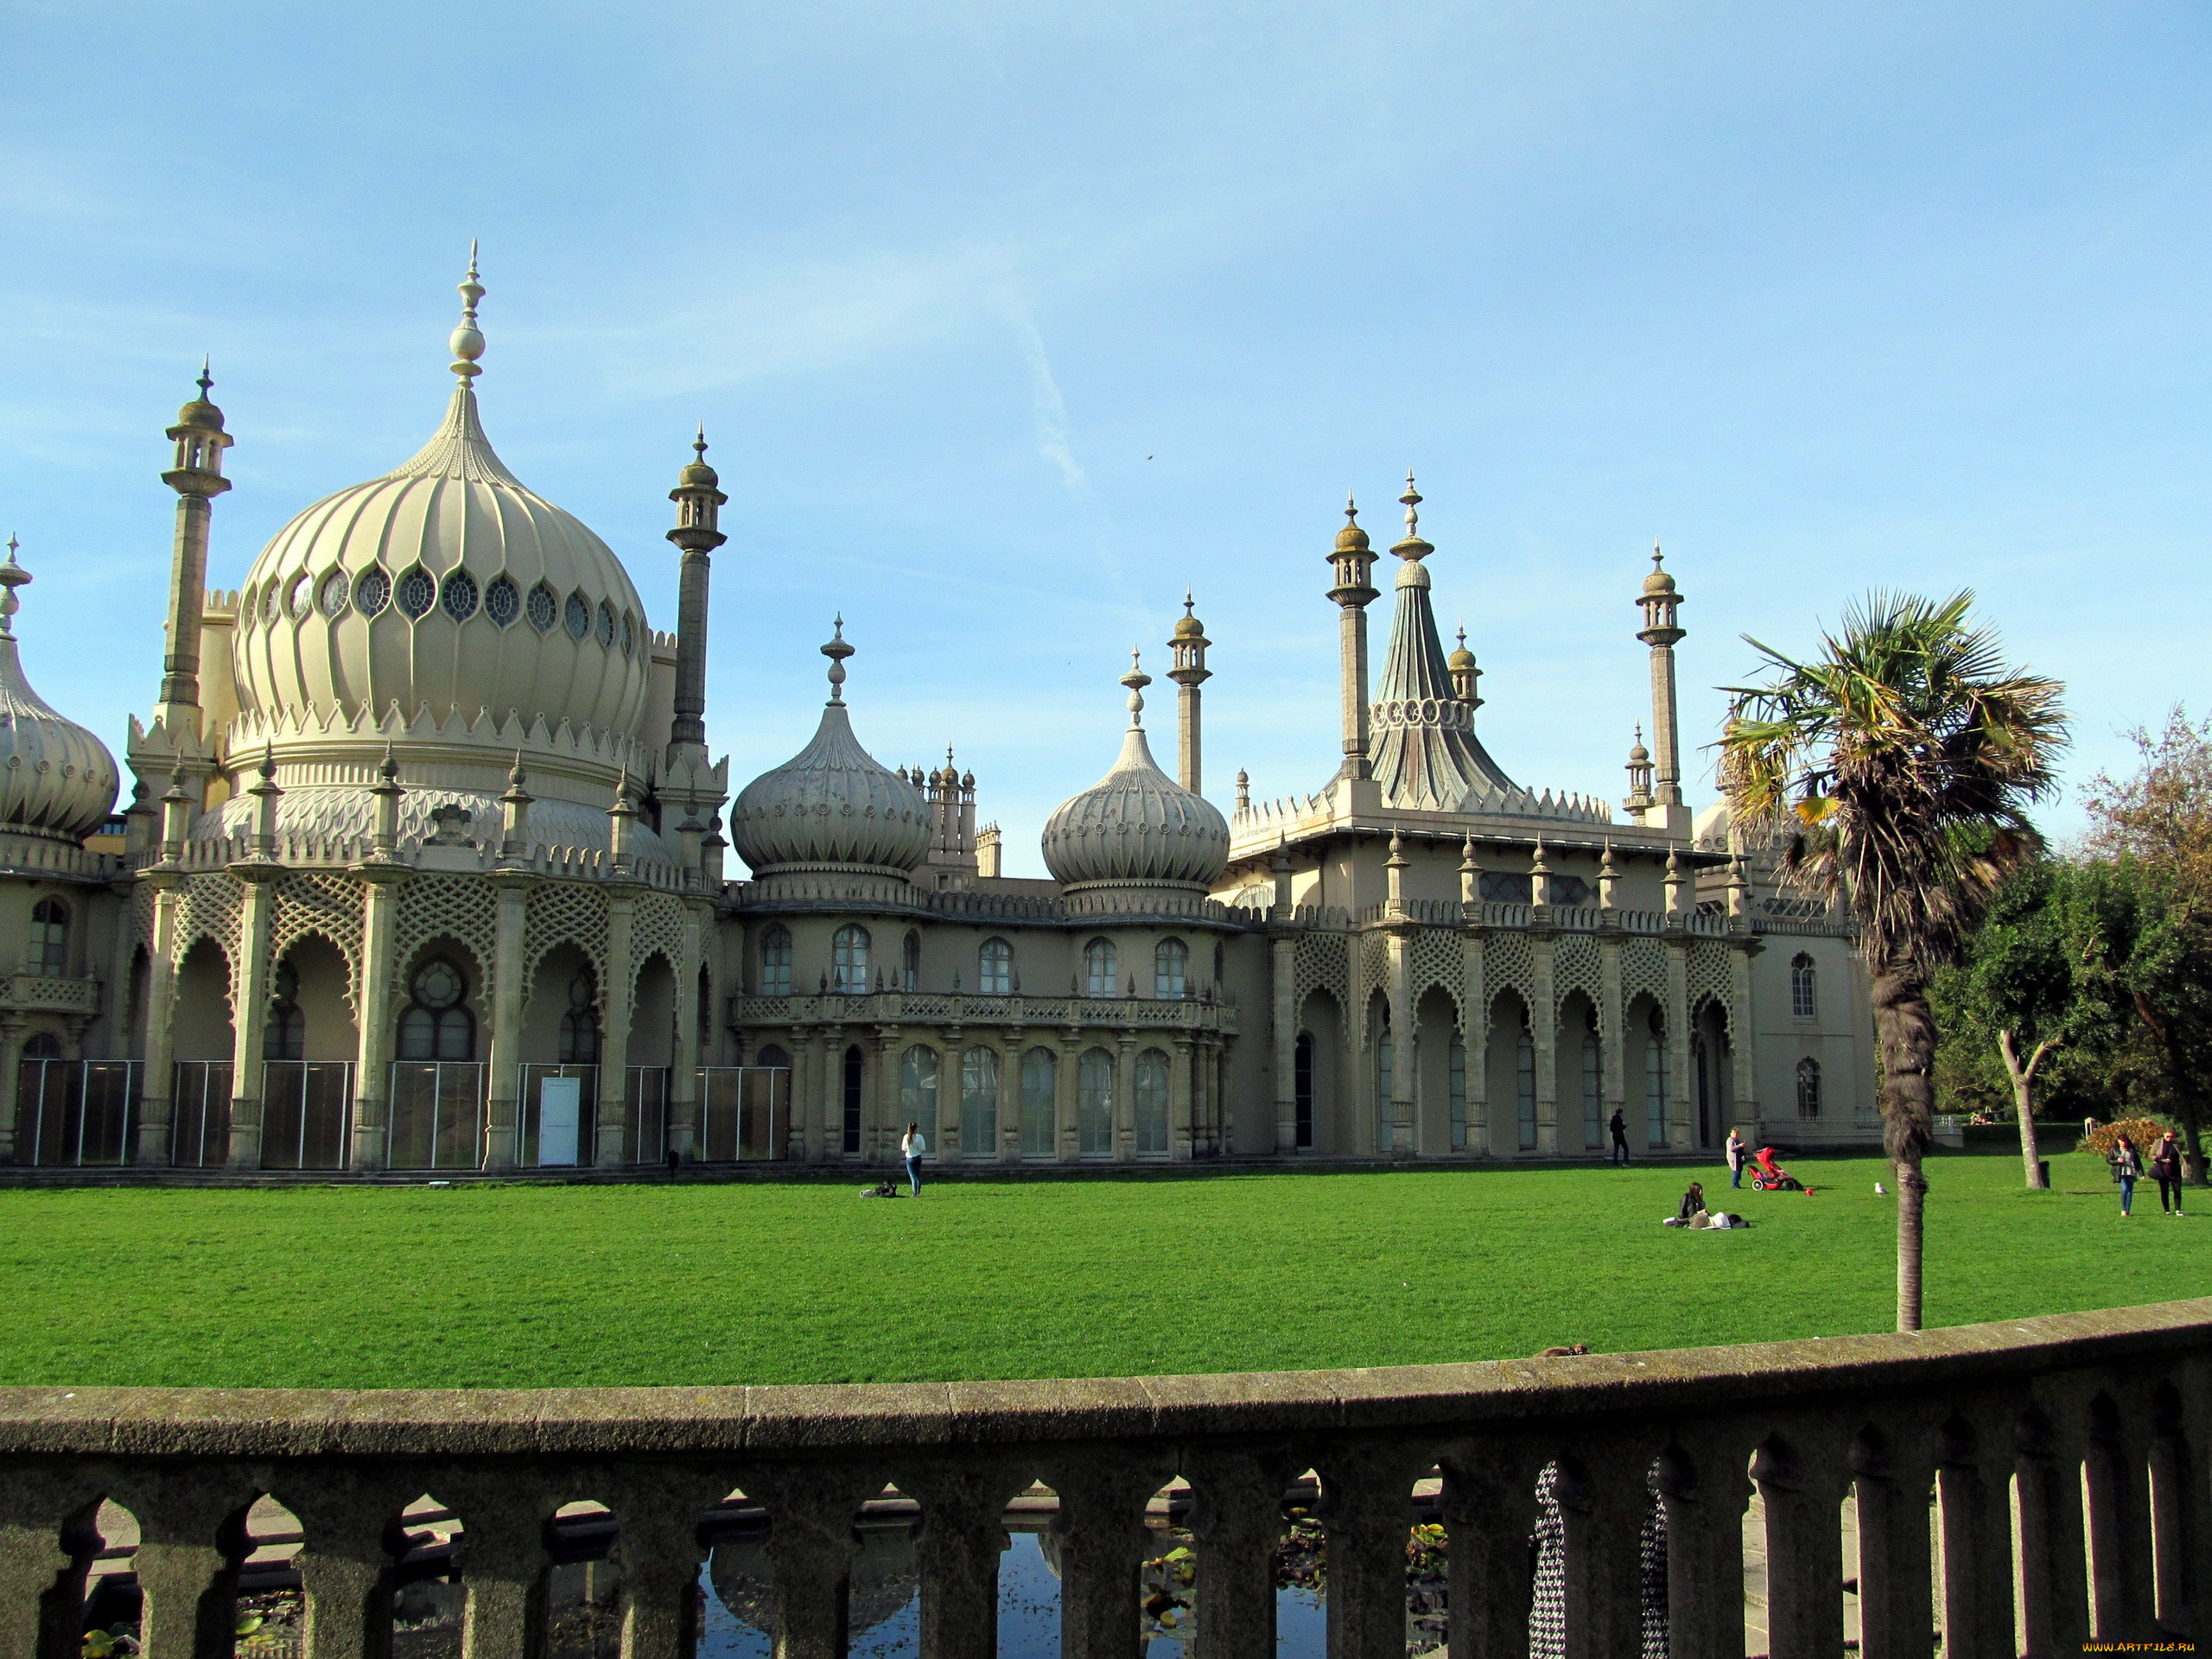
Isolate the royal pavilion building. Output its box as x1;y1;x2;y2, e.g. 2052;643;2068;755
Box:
0;260;1876;1178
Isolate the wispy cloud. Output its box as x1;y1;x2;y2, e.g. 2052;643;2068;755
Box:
996;282;1088;500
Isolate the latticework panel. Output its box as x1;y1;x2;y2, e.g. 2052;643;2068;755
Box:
271;873;363;1012
173;874;243;987
1687;940;1735;1032
521;881;607;1008
1292;932;1348;1020
394;875;499;989
1355;933;1389;1047
1621;938;1669;1008
624;892;690;1020
1552;934;1602;1014
1409;927;1465;1033
1484;928;1535;1012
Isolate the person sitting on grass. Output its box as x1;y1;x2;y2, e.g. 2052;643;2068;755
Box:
1677;1180;1707;1224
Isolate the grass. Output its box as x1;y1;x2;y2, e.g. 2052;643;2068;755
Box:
0;1148;2203;1390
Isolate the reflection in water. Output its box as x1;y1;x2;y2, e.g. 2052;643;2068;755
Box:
996;1531;1062;1657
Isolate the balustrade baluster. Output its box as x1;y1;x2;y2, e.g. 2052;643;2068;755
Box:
745;1471;880;1659
1848;1421;1935;1659
440;1477;556;1659
1045;1456;1167;1659
0;1474;100;1659
1934;1412;2019;1659
905;1464;1029;1659
1650;1426;1755;1659
2147;1376;2201;1638
1440;1448;1543;1659
1183;1448;1296;1659
124;1478;254;1659
1551;1443;1656;1659
1751;1428;1849;1659
2082;1394;2158;1643
1315;1446;1429;1659
2012;1408;2088;1656
600;1470;727;1659
284;1475;424;1659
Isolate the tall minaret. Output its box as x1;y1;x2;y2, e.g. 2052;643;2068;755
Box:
1166;588;1211;794
154;361;232;736
1636;542;1689;836
665;424;727;760
1325;493;1379;786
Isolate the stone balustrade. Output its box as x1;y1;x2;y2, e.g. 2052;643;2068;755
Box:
0;974;99;1017
732;989;1239;1035
3;1298;2206;1657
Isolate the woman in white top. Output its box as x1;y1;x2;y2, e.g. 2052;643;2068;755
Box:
901;1122;926;1197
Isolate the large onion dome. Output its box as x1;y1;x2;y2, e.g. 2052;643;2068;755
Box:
228;255;651;748
0;543;120;843
1042;654;1229;895
729;622;931;879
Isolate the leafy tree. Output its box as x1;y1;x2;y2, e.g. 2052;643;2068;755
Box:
1719;591;2067;1332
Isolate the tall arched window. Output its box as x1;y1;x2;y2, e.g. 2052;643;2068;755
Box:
978;938;1013;995
398;958;474;1061
27;899;67;977
1515;1018;1535;1151
833;925;870;995
961;1046;1000;1156
558;969;600;1065
1644;1007;1669;1149
1790;954;1817;1020
902;931;921;992
842;1045;865;1153
264;960;305;1061
899;1046;939;1139
1796;1056;1822;1118
1449;1032;1467;1150
1020;1047;1057;1156
1084;938;1118;997
1154;938;1188;999
1077;1048;1115;1155
759;926;792;996
22;1032;60;1059
1294;1032;1315;1150
1135;1049;1171;1155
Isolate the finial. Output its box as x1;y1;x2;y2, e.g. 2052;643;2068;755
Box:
1457;624;1466;651
258;742;277;784
449;242;486;384
508;747;528;789
1120;648;1151;728
1653;537;1662;566
196;357;213;400
1391;470;1433;559
1344;490;1358;525
695;422;708;460
0;536;24;639
1184;587;1195;619
821;613;854;702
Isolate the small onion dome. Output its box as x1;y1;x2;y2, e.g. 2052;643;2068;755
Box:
678;426;719;488
1335;492;1370;552
1446;638;1478;672
1628;735;1651;764
0;545;119;842
1043;654;1229;890
1643;544;1678;595
1173;607;1206;640
728;622;931;878
175;365;226;433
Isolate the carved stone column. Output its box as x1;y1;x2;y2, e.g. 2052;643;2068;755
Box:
1440;1441;1545;1659
1598;931;1625;1128
121;1472;258;1659
1847;1417;1936;1659
2012;1405;2090;1656
1270;931;1297;1152
349;868;403;1172
1663;938;1693;1149
1056;1030;1080;1163
906;1463;1032;1659
667;899;708;1159
134;874;184;1166
1727;941;1763;1140
1529;931;1558;1155
484;874;530;1170
1046;1454;1166;1659
1171;1034;1195;1160
1461;926;1489;1156
0;1014;28;1165
1655;1422;1758;1659
1185;1446;1298;1659
1384;925;1414;1157
1316;1444;1427;1659
597;886;637;1169
225;866;279;1170
1113;1030;1136;1163
1752;1427;1852;1659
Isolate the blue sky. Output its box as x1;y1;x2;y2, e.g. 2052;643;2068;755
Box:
2;2;2206;873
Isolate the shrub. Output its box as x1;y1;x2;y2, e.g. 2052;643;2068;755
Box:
2078;1116;2174;1158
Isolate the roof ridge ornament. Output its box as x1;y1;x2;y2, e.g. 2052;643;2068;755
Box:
823;614;854;704
1392;470;1433;562
450;240;486;385
1120;649;1151;728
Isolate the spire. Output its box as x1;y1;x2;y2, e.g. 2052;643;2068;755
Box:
0;536;26;639
1167;589;1211;794
450;241;486;385
1121;648;1151;728
1391;470;1433;561
822;614;854;704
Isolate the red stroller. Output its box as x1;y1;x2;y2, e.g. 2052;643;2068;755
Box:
1750;1147;1803;1191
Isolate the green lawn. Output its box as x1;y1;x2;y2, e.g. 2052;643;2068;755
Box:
1;1149;2202;1390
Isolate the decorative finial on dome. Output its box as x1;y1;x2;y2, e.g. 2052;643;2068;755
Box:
0;536;26;639
196;357;213;401
1121;648;1151;728
378;742;398;785
449;241;486;385
1392;470;1433;560
508;748;529;790
258;742;277;784
822;614;854;703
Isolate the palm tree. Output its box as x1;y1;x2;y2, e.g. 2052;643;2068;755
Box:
1719;592;2066;1332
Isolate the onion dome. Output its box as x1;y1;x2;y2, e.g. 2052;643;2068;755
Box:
1042;652;1229;893
1334;491;1370;552
0;541;120;843
1446;626;1478;674
1642;542;1678;595
229;252;651;747
677;424;719;489
729;620;931;878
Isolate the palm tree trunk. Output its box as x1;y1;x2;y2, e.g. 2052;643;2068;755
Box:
1872;966;1937;1332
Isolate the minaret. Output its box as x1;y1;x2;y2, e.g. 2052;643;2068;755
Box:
154;360;233;736
1636;542;1689;836
1447;624;1483;712
665;425;727;760
1624;725;1656;816
1325;493;1379;787
1166;588;1211;794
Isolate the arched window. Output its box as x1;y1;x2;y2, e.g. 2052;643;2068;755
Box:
1135;1049;1171;1155
1515;1018;1535;1151
900;1046;939;1139
1790;954;1817;1020
27;899;67;977
902;931;921;992
1213;941;1224;993
397;957;474;1061
1796;1056;1822;1118
1449;1032;1468;1150
1020;1047;1057;1156
1644;1007;1669;1149
264;960;305;1061
1154;938;1187;999
22;1032;60;1059
759;926;792;997
978;938;1013;995
558;969;601;1065
755;1043;791;1071
1077;1048;1115;1156
1294;1032;1315;1150
842;1045;865;1153
1084;938;1118;997
961;1046;1000;1156
833;925;870;995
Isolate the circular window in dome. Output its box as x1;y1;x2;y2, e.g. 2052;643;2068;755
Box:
288;576;314;620
484;574;519;627
526;582;557;633
355;569;391;617
441;570;480;622
397;568;436;620
595;600;616;648
620;612;636;658
317;571;350;617
564;592;591;641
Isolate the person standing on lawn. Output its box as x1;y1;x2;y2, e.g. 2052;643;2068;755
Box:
1726;1127;1748;1189
2152;1131;2187;1217
1609;1109;1630;1166
901;1121;926;1197
2111;1133;2144;1218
